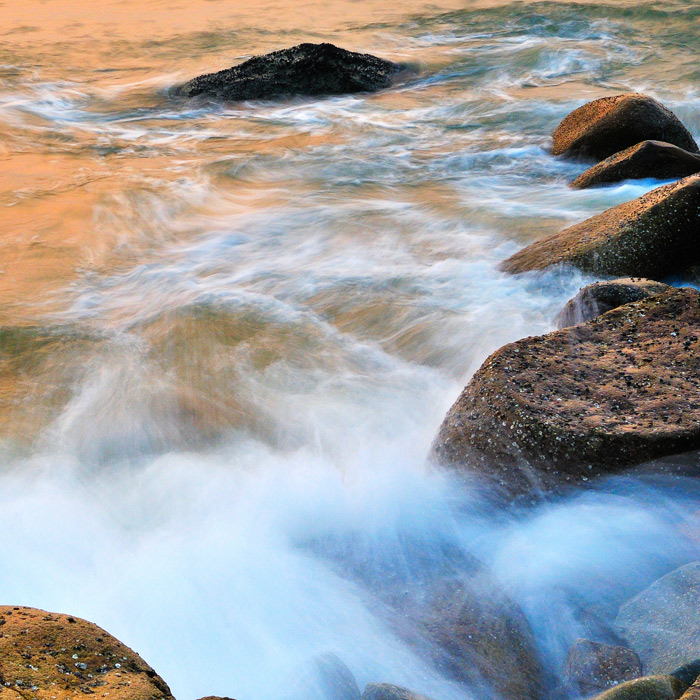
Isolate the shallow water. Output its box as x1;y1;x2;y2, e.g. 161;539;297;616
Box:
2;1;700;698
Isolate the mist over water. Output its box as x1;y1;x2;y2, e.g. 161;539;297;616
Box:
2;1;700;698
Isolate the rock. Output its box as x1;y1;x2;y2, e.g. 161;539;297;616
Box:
0;606;172;700
671;659;700;686
196;697;237;700
616;562;700;674
680;676;700;700
285;653;360;700
552;94;698;161
178;43;402;102
555;278;671;328
588;675;687;700
361;683;433;700
431;288;700;495
500;175;700;278
571;141;700;189
565;639;642;694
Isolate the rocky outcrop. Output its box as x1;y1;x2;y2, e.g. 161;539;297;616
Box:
431;288;700;495
361;683;433;700
178;43;402;102
616;563;700;674
0;606;172;700
500;175;700;278
555;278;671;328
571;141;700;189
588;675;687;700
565;639;642;695
552;94;698;161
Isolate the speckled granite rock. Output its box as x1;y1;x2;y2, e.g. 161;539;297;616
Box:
571;141;700;189
565;639;642;695
616;562;700;674
361;683;433;700
431;288;700;495
552;94;698;161
0;606;172;700
501;176;700;278
178;43;402;102
555;278;672;328
587;675;687;700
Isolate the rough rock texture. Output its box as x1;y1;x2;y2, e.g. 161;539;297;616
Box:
671;659;700;686
361;684;433;700
431;288;700;495
565;639;642;695
178;43;402;101
571;141;700;189
589;676;687;700
616;562;700;674
555;278;672;328
680;676;700;700
0;606;172;700
552;94;698;161
501;175;700;278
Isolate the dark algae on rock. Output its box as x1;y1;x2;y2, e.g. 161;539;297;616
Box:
178;43;403;102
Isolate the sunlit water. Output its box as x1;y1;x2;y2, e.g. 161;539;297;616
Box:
2;1;700;698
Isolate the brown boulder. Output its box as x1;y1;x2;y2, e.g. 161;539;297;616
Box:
431;288;700;495
565;639;642;695
555;278;671;328
588;675;687;700
552;94;698;161
500;175;700;278
571;141;700;189
681;677;700;700
0;606;172;700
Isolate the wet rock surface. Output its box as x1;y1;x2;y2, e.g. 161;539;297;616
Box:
588;675;687;700
178;43;402;102
616;562;700;674
431;288;700;495
565;639;642;695
361;683;433;700
552;94;698;161
0;606;172;700
501;175;700;278
571;141;700;189
555;278;672;328
284;653;360;700
680;676;700;700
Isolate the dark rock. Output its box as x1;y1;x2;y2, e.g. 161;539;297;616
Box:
588;675;687;700
431;288;700;496
616;562;700;674
565;638;642;695
285;653;361;700
501;175;700;278
555;278;672;328
0;606;173;700
571;141;700;189
361;683;433;700
671;660;700;686
178;43;403;102
552;94;698;161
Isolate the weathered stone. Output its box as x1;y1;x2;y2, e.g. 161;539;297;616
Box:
501;175;700;278
680;675;700;700
571;141;700;189
0;606;172;700
552;94;698;161
588;675;687;700
616;562;700;674
671;659;700;686
178;43;402;102
555;278;672;328
361;683;433;700
565;638;642;694
431;288;700;495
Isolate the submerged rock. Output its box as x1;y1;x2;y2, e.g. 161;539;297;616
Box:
588;675;687;700
571;141;700;189
671;659;700;686
431;287;700;495
565;638;642;694
555;278;671;328
552;94;698;161
178;43;402;102
616;562;700;674
501;175;700;278
284;653;360;700
361;683;434;700
0;606;172;700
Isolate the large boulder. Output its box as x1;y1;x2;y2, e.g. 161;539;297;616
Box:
0;606;172;700
361;684;433;700
500;175;700;278
552;94;698;161
284;653;360;700
616;562;700;674
565;639;642;695
571;141;700;189
431;288;700;495
178;43;402;102
555;278;671;328
587;676;687;700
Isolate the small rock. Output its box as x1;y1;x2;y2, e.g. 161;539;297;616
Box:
552;94;698;161
588;675;687;700
680;676;700;700
361;683;434;700
671;659;700;686
571;141;700;189
565;639;641;694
